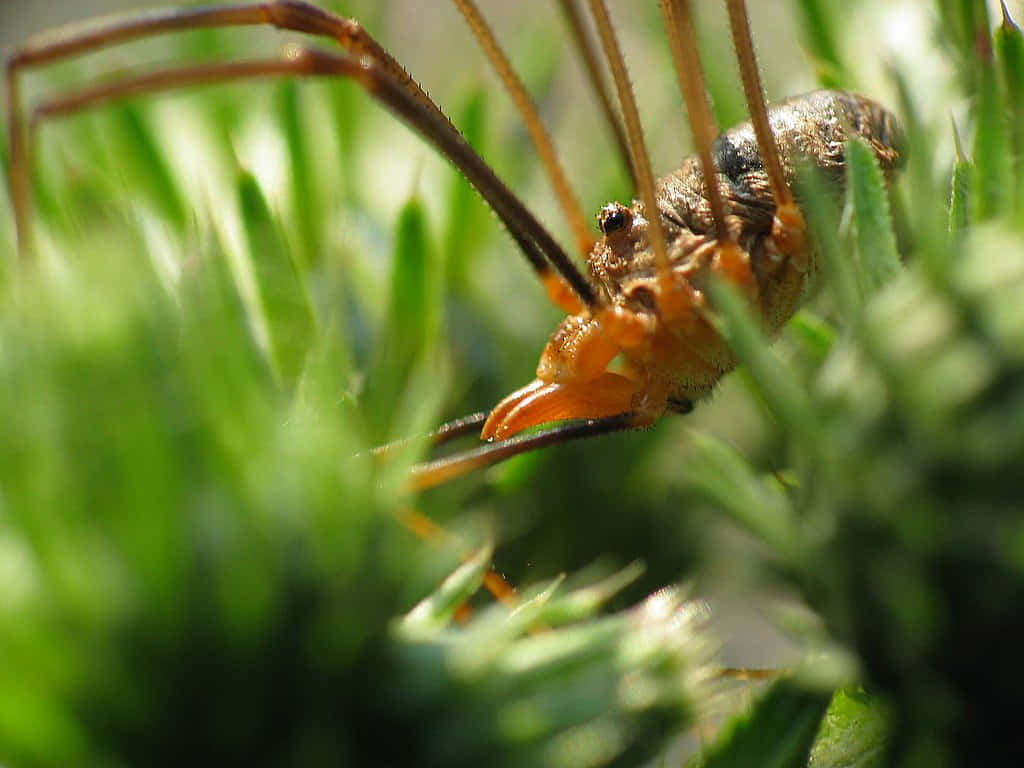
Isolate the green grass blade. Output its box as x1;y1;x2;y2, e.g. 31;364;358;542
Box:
695;680;832;768
708;279;819;454
277;79;321;269
949;121;972;235
996;2;1024;209
806;688;893;768
533;562;645;626
847;138;901;294
787;311;837;364
390;197;436;353
238;170;316;390
683;430;801;565
935;0;993;89
443;87;491;290
295;312;356;429
798;165;860;320
400;543;492;634
794;0;847;87
362;195;440;439
328;80;363;206
111;103;186;230
885;65;949;278
972;61;1012;220
996;3;1024;122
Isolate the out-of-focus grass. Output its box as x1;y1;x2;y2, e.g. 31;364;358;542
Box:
3;0;1023;766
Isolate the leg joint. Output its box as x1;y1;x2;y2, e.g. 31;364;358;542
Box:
265;0;346;38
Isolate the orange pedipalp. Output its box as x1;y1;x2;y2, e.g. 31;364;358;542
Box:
482;372;640;441
481;379;546;440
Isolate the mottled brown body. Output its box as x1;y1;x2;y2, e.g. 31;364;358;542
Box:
484;90;904;438
597;89;901;391
594;91;903;318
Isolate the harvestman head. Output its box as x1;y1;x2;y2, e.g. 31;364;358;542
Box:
4;1;904;493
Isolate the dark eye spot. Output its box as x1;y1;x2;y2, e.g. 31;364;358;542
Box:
626;285;657;311
599;203;631;235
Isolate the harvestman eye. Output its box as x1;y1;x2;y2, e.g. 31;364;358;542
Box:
599;203;631;236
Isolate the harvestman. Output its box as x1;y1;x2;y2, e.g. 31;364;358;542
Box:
5;1;904;495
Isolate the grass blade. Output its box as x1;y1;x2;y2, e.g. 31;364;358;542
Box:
696;680;831;768
949;120;972;235
798;164;860;320
277;79;321;268
362;195;441;440
972;61;1012;220
112;103;186;230
684;430;801;564
708;279;819;454
806;688;892;768
443;87;491;290
996;2;1024;210
238;169;316;389
847;138;901;294
794;0;846;87
401;542;493;634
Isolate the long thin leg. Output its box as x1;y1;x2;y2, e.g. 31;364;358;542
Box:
556;0;635;188
408;411;639;492
368;411;488;463
659;0;731;244
660;0;753;295
724;0;805;255
584;0;707;326
6;2;600;312
723;0;791;211
453;0;595;258
585;0;671;282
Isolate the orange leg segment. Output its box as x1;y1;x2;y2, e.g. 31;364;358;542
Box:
772;203;808;270
543;271;586;315
712;240;759;303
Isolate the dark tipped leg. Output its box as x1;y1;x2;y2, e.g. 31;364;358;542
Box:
408;412;640;491
5;1;600;311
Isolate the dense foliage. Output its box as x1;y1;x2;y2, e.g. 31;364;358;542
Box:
1;1;1021;766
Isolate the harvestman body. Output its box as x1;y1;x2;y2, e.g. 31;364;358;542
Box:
4;1;904;492
479;90;903;441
